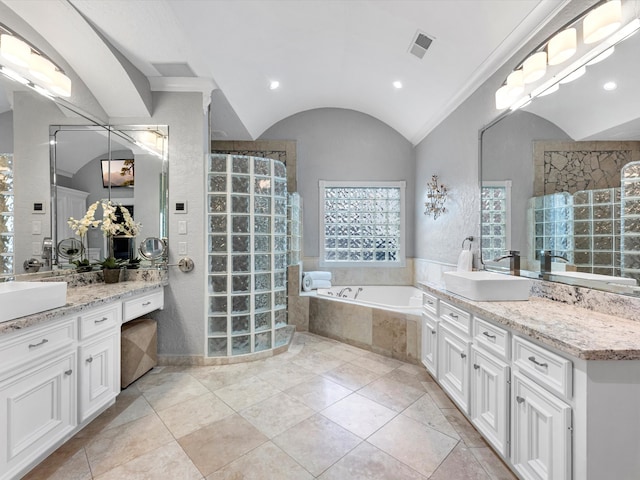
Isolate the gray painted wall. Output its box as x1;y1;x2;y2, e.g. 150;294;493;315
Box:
111;91;208;357
0;111;13;153
482;110;570;253
260;108;416;258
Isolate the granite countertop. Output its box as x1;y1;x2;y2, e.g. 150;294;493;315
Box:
419;282;640;361
0;280;164;336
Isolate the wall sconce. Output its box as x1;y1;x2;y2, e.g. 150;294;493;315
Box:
495;0;629;111
424;175;448;220
0;24;72;98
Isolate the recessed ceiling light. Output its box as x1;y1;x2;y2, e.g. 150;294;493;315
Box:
393;81;403;89
269;80;280;90
603;81;617;91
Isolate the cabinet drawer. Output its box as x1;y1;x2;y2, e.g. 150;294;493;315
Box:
79;304;120;340
123;289;164;322
0;318;76;371
439;301;471;336
473;316;510;361
513;336;572;400
422;292;438;315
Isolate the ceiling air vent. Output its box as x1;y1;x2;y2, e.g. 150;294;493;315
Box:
409;31;433;59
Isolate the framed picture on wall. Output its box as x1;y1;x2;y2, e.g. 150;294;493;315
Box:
101;159;134;187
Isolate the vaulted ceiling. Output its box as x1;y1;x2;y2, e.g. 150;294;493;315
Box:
2;0;568;144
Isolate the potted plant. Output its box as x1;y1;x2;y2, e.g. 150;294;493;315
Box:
99;256;125;284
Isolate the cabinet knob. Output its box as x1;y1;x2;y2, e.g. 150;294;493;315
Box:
460;353;467;359
86;356;93;363
528;356;548;368
473;364;480;370
516;395;525;404
431;329;436;335
28;338;49;349
64;369;73;376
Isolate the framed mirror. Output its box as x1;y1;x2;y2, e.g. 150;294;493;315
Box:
481;24;640;295
51;124;168;269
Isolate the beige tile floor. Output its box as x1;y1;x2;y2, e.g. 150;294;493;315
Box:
25;332;517;480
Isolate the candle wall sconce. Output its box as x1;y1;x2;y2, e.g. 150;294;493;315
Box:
424;175;448;220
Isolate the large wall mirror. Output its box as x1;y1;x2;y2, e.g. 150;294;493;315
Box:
481;24;640;296
52;125;168;268
0;71;168;277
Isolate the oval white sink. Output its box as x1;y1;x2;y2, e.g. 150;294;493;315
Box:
0;282;67;322
443;271;531;301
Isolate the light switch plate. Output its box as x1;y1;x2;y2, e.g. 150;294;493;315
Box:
178;242;187;255
32;221;41;235
178;220;187;234
32;242;41;255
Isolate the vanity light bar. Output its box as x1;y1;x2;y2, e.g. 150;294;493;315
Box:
496;0;627;110
510;17;640;111
0;24;71;98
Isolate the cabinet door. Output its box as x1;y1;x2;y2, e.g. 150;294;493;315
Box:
438;322;471;413
79;333;120;423
470;346;510;457
0;352;76;480
421;313;438;377
511;371;571;480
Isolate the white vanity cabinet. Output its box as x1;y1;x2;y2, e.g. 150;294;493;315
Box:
421;292;439;376
78;303;121;423
437;301;472;413
421;291;576;480
0;317;78;480
470;345;510;457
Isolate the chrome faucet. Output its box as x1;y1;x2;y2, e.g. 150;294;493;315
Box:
493;250;520;276
354;287;364;300
338;287;352;298
539;250;569;277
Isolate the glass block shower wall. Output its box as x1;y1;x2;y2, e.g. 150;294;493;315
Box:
573;188;620;275
621;162;640;281
532;192;573;264
288;193;302;266
0;154;13;276
206;154;288;357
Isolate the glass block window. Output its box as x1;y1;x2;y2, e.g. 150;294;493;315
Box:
319;181;405;266
481;181;511;262
0;154;13;276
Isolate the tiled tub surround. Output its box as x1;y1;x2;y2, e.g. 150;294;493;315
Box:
308;288;422;364
302;257;414;286
418;281;640;480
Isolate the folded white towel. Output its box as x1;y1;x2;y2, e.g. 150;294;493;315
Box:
304;271;332;281
457;250;473;272
302;277;332;292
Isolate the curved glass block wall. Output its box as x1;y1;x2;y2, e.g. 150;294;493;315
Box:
206;154;288;357
0;155;14;276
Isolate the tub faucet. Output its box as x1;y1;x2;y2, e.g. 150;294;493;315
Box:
539;250;569;278
338;287;352;298
492;250;520;276
354;287;364;300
